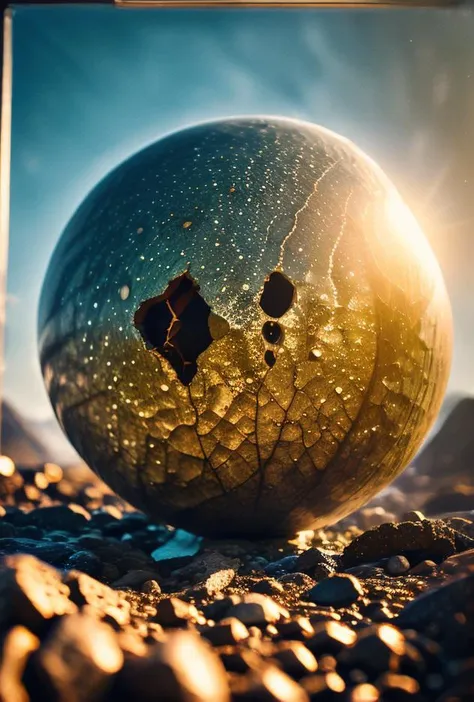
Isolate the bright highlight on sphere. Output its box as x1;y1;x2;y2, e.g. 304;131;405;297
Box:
38;117;452;538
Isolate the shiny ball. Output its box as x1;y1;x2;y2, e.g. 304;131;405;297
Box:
38;117;452;538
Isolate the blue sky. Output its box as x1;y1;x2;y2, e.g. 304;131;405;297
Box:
7;5;474;429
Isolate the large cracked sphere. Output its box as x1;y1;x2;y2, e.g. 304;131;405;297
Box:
38;117;452;538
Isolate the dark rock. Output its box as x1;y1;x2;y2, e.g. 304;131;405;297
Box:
397;571;474;633
44;530;70;542
200;617;249;646
360;601;394;622
409;560;437;576
0;471;24;499
202;595;241;622
278;573;315;590
89;508;120;530
294;549;339;577
386;556;411;576
64;551;102;578
1;507;26;526
154;596;201;627
76;534;105;549
305;621;356;656
17;525;45;540
339;624;407;676
300;672;346;699
264;555;299;577
304;574;364;608
0;554;76;634
377;672;421;701
218;646;262;673
112;569;161;590
276;616;314;641
342;520;462;568
227;594;288;626
193;567;236;597
113;630;230;702
141;579;161;595
64;570;130;626
31;612;123;702
23;506;88;533
0;521;16;538
271;641;318;678
0;625;40;701
347;683;380;701
0;538;74;567
232;664;310;701
344;564;380;579
252;578;284;596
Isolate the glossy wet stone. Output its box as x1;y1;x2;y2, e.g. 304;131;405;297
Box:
38;116;452;539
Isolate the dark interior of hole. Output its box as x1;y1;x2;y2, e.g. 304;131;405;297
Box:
259;271;295;319
264;350;276;368
262;321;282;345
134;273;213;386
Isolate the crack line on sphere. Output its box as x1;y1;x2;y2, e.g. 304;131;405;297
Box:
276;159;341;270
328;189;353;309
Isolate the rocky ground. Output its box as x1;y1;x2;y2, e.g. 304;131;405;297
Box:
0;456;473;702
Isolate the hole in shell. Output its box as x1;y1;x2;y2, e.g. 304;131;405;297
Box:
134;272;228;386
259;271;295;318
262;321;283;345
264;350;276;368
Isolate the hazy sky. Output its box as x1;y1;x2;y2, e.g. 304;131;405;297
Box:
7;5;474;427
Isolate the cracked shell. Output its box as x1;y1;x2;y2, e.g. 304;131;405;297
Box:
38;117;452;538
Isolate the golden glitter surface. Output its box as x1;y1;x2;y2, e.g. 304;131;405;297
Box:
38;117;452;537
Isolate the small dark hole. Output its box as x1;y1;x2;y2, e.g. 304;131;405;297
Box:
264;350;276;368
259;271;295;318
134;272;214;386
262;321;282;345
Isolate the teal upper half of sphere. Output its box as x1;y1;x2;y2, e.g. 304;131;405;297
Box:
38;117;452;538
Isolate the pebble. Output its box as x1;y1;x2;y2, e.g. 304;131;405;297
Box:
64;570;130;626
293;548;339;576
0;554;76;633
233;664;310;701
64;550;103;578
24;505;89;533
349;683;380;701
227;594;288;626
0;625;40;701
397;571;474;634
0;537;74;567
194;567;236;596
32;612;123;702
264;555;299;577
276;616;314;641
306;621;357;655
278;573;315;590
409;560;437;576
304;574;365;607
114;630;230;702
386;556;411;576
300;671;346;698
252;578;285;596
339;624;407;675
154;596;200;627
271;641;318;678
341;520;465;568
112;570;161;590
200;617;249;646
